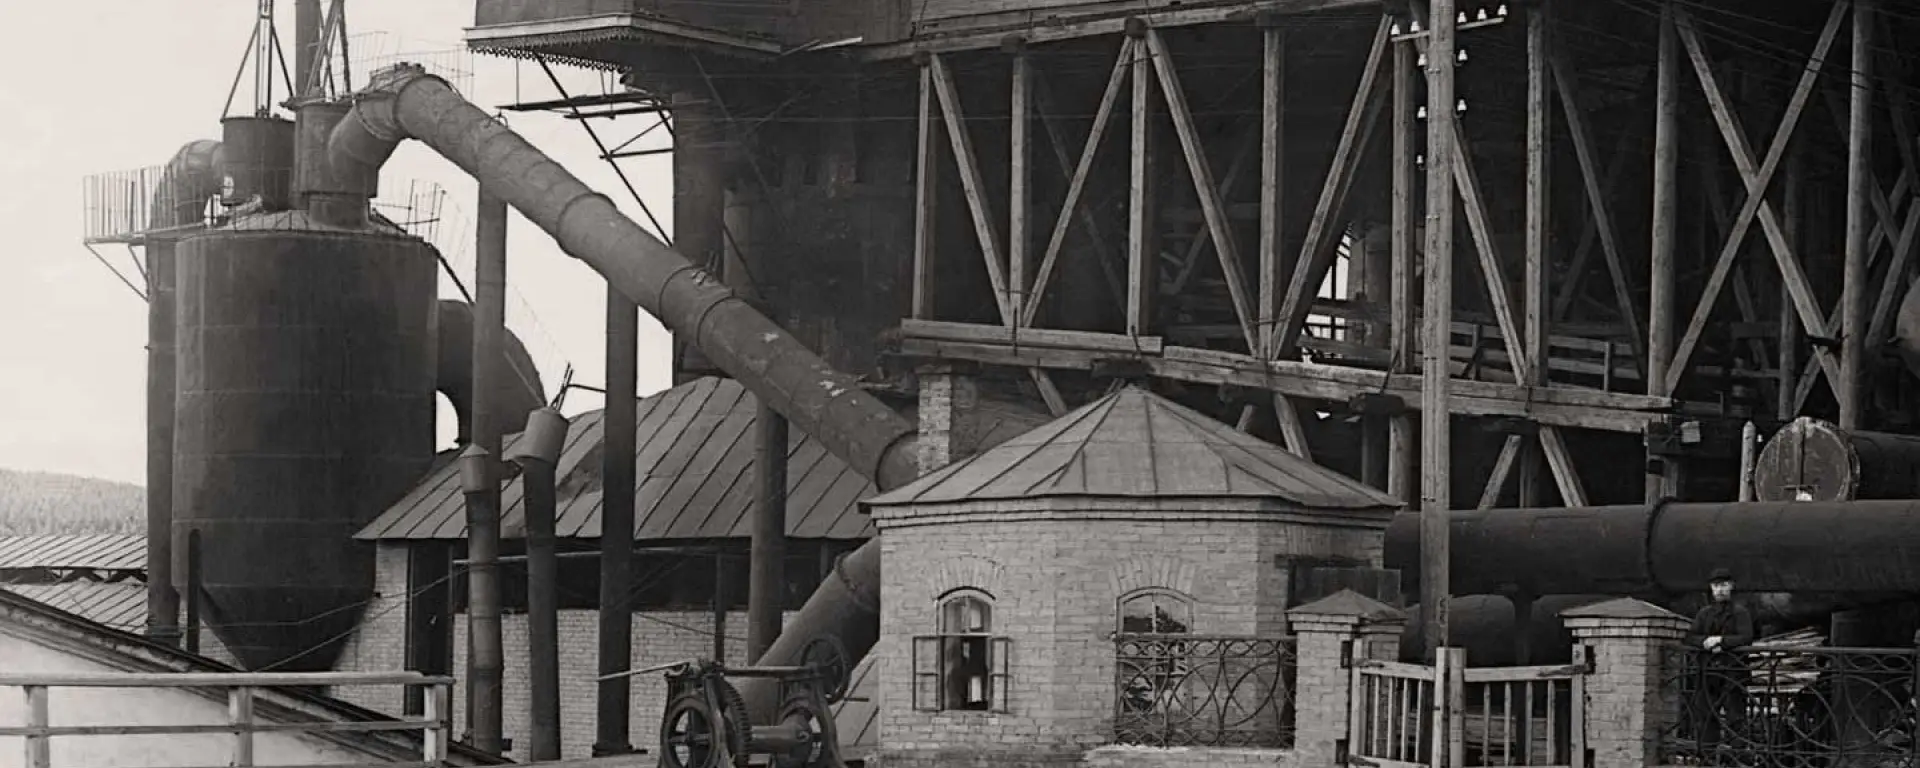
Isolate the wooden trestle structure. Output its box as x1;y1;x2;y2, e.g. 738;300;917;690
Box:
482;0;1920;511
875;0;1920;511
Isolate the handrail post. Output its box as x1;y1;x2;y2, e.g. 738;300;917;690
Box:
25;685;49;768
229;685;256;767
424;681;451;765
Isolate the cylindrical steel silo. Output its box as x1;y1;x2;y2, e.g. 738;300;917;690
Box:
173;211;437;671
220;117;295;212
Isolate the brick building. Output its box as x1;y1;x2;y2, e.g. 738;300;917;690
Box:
340;375;1046;760
865;385;1401;767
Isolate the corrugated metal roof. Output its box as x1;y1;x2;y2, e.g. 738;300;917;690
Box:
868;385;1403;509
1;582;147;631
364;376;1025;542
831;636;883;761
0;535;146;573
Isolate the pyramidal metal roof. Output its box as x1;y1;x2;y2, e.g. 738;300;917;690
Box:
868;386;1402;510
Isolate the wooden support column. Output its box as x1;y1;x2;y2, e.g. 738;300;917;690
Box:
913;60;939;320
1779;145;1804;420
1259;20;1287;355
1647;0;1680;501
1389;26;1419;506
1127;20;1155;336
1420;0;1459;660
1009;40;1032;323
1520;0;1552;505
1841;0;1877;429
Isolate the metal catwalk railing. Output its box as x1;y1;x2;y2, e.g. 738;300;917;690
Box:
1661;644;1919;768
1111;634;1297;748
0;671;453;768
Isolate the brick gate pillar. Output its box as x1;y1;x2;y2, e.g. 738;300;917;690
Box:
1561;598;1690;768
1288;590;1408;766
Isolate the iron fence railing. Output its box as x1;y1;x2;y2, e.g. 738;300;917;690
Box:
1661;644;1919;768
1112;633;1296;749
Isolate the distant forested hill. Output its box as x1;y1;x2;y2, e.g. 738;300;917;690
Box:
0;468;143;535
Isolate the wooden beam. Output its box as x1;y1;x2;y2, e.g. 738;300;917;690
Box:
1028;48;1132;320
1450;132;1532;383
1010;43;1033;324
1259;23;1287;358
1389;33;1418;505
927;53;1015;323
1551;86;1647;324
1840;0;1876;429
861;0;1376;61
896;336;1669;433
1167;126;1261;297
912;63;938;319
1128;27;1155;336
1146;28;1260;353
1270;16;1392;359
1647;1;1679;397
1647;0;1679;502
1421;0;1459;661
1666;4;1847;395
1521;0;1552;506
1778;143;1803;420
901;319;1166;354
1551;51;1647;377
1478;435;1522;509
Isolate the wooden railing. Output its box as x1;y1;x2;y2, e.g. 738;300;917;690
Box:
0;671;453;768
1459;651;1587;768
1350;648;1588;768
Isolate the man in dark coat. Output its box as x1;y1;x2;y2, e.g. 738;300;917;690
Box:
1684;568;1755;752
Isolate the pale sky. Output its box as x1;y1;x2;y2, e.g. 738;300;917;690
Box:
0;1;680;485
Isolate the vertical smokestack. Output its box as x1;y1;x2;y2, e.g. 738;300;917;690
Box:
509;408;568;762
595;288;638;756
748;404;787;661
294;0;322;97
465;191;508;754
145;240;180;648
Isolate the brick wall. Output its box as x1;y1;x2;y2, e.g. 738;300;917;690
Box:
330;542;413;714
874;497;1388;768
445;608;796;761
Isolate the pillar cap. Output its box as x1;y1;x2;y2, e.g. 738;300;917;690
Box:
1558;597;1684;622
1287;589;1408;626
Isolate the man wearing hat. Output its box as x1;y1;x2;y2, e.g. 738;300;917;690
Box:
1684;568;1754;752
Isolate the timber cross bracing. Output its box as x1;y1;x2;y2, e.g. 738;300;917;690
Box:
892;0;1920;508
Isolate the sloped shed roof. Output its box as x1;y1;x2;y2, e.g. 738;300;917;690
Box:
868;385;1401;510
358;376;1049;541
0;535;146;574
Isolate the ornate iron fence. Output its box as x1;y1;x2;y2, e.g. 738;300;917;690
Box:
1112;634;1296;748
1660;644;1919;768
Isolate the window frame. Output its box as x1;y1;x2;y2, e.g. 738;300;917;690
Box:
1116;587;1197;636
912;588;1011;714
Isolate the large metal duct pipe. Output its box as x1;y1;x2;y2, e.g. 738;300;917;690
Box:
1753;417;1920;502
144;139;225;647
433;299;548;445
1384;501;1920;597
326;63;909;698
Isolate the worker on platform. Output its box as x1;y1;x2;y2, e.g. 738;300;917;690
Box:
1684;568;1754;755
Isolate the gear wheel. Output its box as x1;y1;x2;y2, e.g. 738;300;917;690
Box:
772;690;843;768
659;693;722;768
799;635;852;704
713;676;752;759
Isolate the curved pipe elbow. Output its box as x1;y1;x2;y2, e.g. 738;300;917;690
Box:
325;64;445;197
147;140;225;232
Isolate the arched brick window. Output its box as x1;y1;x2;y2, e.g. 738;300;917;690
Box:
1118;587;1195;635
911;588;1010;713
